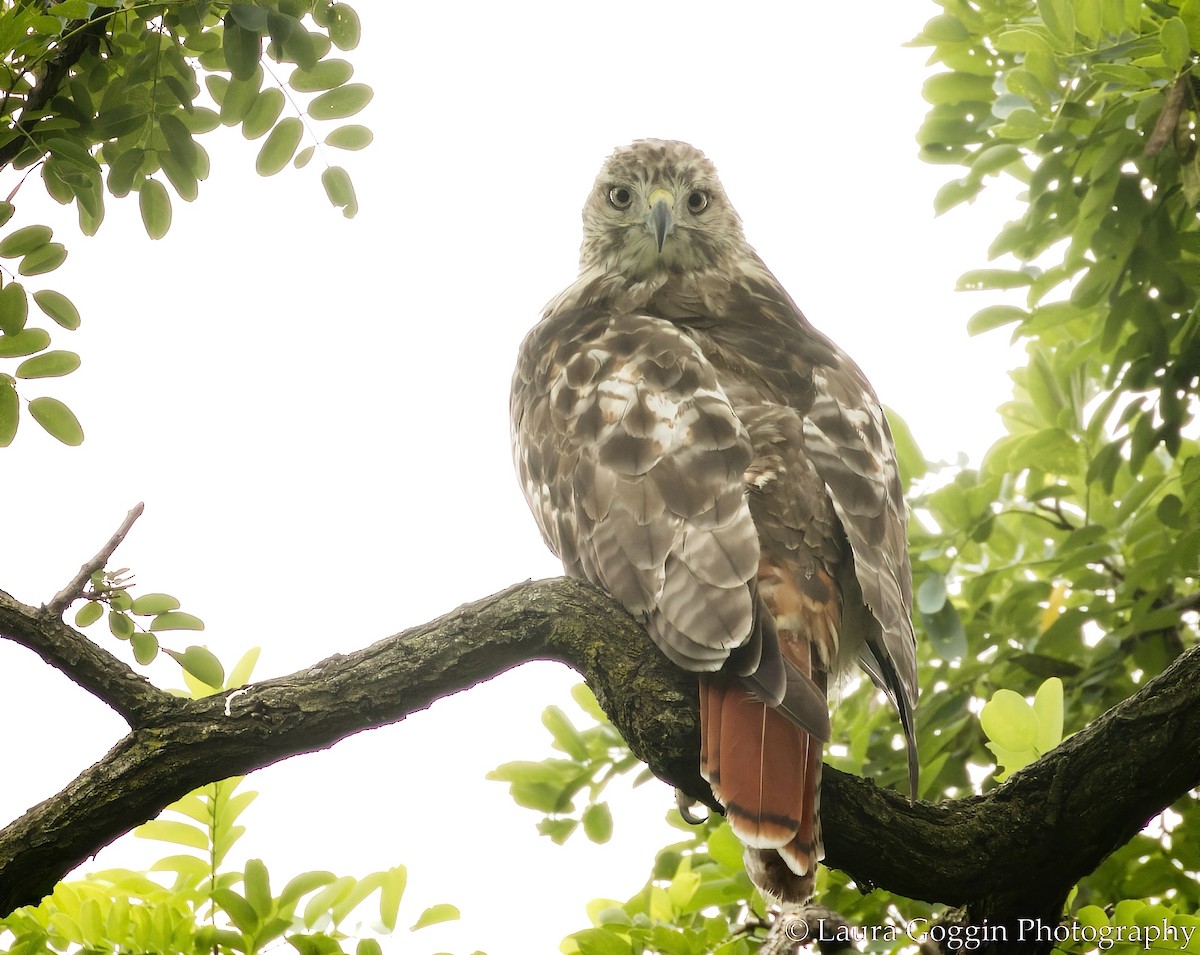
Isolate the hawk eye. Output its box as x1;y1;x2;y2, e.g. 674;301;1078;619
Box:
686;190;709;214
608;185;633;210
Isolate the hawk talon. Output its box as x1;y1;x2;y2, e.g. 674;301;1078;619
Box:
675;789;709;826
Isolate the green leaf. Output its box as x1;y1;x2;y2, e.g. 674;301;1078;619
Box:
971;143;1023;176
957;268;1035;291
243;87;286;139
46;136;100;175
0;225;52;258
227;646;262;688
269;12;318;69
280;870;339;907
136;819;207;849
0;326;50;358
288;934;346;955
224;16;263;81
543;704;588;760
220;70;264;126
18;243;67;276
295;145;316;168
15;350;80;379
922;71;995;104
582;802;614;844
158;112;198;168
150;611;206;632
918;601;967;661
378;865;406;932
164;645;224;688
328;3;362;50
933;177;983;215
321;165;357;217
109;609;135;639
570;682;609;723
409;903;460;931
28;396;83;445
1090;63;1152;86
572;927;635;955
0;202;13;227
356;941;382;955
0;282;27;334
1161;17;1192;72
290;59;354;92
303;876;355;928
131;630;159;663
244;858;272;916
0;376;18;447
74;601;104;627
257;117;305;175
308;83;373;120
139;179;172;239
538;817;578;843
324;124;372;150
916;574;948;614
1037;0;1075;50
108;147;146;198
967;304;1027;335
1032;677;1064;753
131;593;181;615
981;689;1037;753
213;888;260;933
229;2;269;31
32;289;80;330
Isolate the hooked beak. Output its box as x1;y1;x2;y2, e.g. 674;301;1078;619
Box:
646;187;674;254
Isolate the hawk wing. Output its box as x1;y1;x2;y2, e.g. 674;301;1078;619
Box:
804;358;919;770
510;304;829;736
684;272;919;787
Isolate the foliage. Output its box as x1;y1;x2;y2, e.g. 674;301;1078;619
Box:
0;775;421;955
73;567;218;676
0;0;371;445
978;675;1064;780
0;652;450;955
488;683;637;847
496;0;1200;949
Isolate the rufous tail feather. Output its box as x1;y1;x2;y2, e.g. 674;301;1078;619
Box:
698;677;822;903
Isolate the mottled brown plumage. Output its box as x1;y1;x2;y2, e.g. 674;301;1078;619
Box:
510;140;917;903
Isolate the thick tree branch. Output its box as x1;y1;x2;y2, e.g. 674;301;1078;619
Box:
0;588;173;728
2;576;1199;948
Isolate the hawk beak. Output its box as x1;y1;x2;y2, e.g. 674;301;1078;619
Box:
646;188;674;254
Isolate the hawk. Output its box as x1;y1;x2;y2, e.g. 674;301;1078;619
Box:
510;139;918;903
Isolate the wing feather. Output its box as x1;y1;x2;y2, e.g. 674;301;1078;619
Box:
512;307;763;674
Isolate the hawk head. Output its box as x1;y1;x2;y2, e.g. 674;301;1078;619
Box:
579;140;748;279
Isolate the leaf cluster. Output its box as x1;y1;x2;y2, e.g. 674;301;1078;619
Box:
488;684;641;847
72;567;225;689
0;0;372;446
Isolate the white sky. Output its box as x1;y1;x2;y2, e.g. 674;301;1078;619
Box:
0;2;1022;952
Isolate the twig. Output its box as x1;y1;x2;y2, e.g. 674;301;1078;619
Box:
45;503;145;615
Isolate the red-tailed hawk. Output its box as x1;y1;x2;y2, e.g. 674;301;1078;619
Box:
510;139;918;903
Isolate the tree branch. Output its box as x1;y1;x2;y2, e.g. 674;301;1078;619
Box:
2;576;1198;947
0;588;173;728
0;14;112;172
45;502;144;615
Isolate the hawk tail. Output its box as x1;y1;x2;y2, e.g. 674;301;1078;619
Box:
699;678;824;904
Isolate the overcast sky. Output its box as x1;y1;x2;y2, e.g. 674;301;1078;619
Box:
0;3;1021;951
